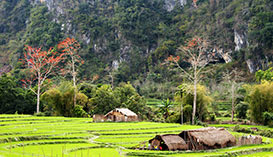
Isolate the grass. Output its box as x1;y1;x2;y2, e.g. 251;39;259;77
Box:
209;124;273;131
146;98;162;106
239;152;273;157
0;114;272;156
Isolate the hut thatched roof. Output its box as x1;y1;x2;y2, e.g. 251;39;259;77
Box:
105;108;137;117
150;134;187;150
179;127;236;147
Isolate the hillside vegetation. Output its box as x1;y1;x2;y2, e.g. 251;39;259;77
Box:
0;0;272;84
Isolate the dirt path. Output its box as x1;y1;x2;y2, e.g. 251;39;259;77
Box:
89;135;99;143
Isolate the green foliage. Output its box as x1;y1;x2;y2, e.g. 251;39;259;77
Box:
159;98;173;119
24;5;62;48
89;84;117;115
73;105;87;117
0;0;31;33
263;112;273;126
138;80;175;99
89;82;148;119
235;102;249;119
113;82;138;105
249;12;273;49
0;74;35;114
175;83;212;122
246;81;273;124
233;125;253;134
1;0;272;88
255;67;273;82
183;104;193;123
114;0;165;46
208;113;216;122
41;81;90;117
233;124;273;138
78;82;97;99
151;40;177;63
1;0;273;120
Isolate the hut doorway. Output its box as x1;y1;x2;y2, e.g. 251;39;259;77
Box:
113;115;116;121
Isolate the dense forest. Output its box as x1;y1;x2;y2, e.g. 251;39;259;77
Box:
0;0;272;125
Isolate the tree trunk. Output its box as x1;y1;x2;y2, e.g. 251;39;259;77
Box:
37;75;41;113
231;82;235;122
192;66;197;125
181;103;183;125
72;58;77;107
110;74;114;88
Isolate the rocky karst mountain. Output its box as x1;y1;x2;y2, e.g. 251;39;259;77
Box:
0;0;272;83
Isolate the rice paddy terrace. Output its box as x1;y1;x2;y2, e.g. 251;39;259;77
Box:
0;115;272;157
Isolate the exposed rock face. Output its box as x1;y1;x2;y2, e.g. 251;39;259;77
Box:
164;0;187;11
234;30;248;51
112;60;119;70
180;0;187;6
208;48;232;64
246;59;256;73
164;0;177;11
233;30;262;73
218;49;232;63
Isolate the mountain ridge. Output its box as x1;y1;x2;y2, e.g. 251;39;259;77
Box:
0;0;272;83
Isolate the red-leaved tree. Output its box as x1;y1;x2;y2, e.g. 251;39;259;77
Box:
58;38;84;107
193;0;198;8
21;46;65;113
166;37;213;124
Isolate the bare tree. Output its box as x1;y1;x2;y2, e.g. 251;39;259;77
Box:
105;66;117;89
222;68;243;122
58;38;84;107
167;37;213;124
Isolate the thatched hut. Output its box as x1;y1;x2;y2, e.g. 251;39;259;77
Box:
178;127;236;150
149;134;188;151
104;108;138;122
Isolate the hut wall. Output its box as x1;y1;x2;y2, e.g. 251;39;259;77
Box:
105;111;125;122
127;116;138;121
149;139;161;150
238;135;262;146
149;135;188;151
93;114;105;122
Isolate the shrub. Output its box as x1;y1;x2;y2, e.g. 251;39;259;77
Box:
224;112;231;117
183;104;193;123
175;84;212;122
42;81;90;117
195;119;208;127
233;125;273;138
73;105;87;117
236;102;249;119
263;112;273;126
259;129;273;138
34;112;46;116
246;81;273;124
233;125;253;134
208;113;216;121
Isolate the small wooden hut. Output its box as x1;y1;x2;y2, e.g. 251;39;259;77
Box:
104;108;138;122
178;127;236;150
238;135;262;146
149;134;188;151
92;114;105;122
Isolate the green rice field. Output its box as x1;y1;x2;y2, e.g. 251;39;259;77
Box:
0;114;272;157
